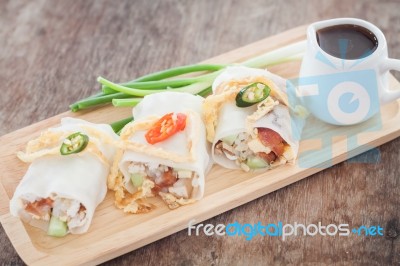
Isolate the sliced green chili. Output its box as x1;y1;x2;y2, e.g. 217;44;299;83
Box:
235;82;271;107
60;132;89;155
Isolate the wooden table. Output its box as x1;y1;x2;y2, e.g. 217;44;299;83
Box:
1;0;399;264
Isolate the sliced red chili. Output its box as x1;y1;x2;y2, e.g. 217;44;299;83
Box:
145;113;187;144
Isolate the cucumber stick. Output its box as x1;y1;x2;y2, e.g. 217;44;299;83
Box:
47;216;68;237
246;156;269;169
131;173;144;187
221;134;237;146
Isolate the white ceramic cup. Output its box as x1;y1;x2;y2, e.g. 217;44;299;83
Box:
298;18;400;125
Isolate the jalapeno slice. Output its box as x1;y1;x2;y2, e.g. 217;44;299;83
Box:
60;132;89;155
235;82;271;107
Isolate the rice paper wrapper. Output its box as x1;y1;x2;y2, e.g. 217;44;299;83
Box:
210;66;306;169
212;103;300;169
10;154;108;234
10;118;119;234
119;92;210;200
213;66;287;93
133;91;204;119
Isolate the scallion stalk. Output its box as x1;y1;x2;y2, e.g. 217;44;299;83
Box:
97;77;166;96
70;41;306;112
70;92;132;112
102;74;216;94
197;87;212;97
130;64;226;81
112;98;142;107
110;116;134;134
242;41;306;68
102;64;226;94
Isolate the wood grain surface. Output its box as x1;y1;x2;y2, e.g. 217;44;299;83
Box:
0;0;399;265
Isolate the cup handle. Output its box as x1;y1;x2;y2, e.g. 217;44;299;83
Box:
380;58;400;104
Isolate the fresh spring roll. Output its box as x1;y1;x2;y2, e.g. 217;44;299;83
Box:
108;92;210;213
10;118;118;237
203;66;307;172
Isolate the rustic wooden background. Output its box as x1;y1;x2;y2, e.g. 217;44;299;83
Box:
1;0;399;265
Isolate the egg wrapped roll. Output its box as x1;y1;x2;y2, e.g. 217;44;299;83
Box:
108;92;210;213
204;66;307;172
10;118;118;236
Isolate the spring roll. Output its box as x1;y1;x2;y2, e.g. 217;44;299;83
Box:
10;118;118;236
204;66;307;172
108;92;210;213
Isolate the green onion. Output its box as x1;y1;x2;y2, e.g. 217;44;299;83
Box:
102;64;226;94
70;41;306;112
101;75;215;94
110;116;134;134
98;77;214;97
196;87;212;97
98;77;166;96
242;41;306;68
70;92;132;112
112;98;142;107
102;78;194;93
124;64;226;82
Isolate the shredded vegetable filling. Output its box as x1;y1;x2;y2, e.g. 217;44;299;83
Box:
22;196;87;234
127;162;197;199
214;128;290;171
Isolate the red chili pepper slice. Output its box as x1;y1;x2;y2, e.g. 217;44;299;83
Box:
145;113;187;144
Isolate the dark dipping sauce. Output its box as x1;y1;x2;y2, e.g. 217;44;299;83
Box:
316;24;378;60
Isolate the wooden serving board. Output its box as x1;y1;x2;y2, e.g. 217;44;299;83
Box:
1;25;400;265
